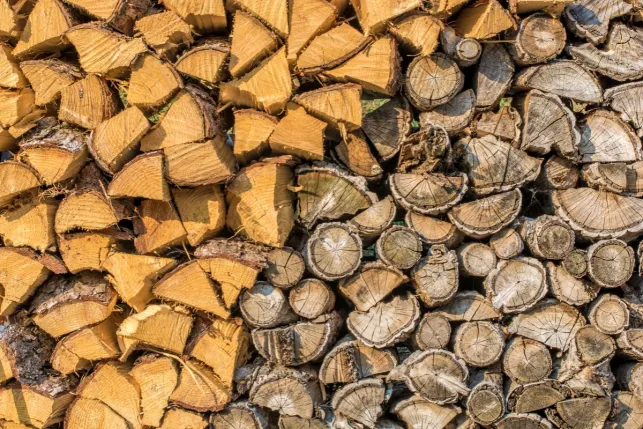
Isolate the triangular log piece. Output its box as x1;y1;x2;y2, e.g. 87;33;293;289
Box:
339;261;406;312
305;222;362;282
448;189;523;239
453;0;515;39
50;314;122;374
546;262;598;306
12;0;75;59
228;0;289;38
413;313;452;350
607;392;643;429
61;0;149;35
320;335;397;384
289;278;335;319
389;12;443;56
474;44;514;110
54;190;119;234
578;109;641;163
154;260;230;318
405;54;463;111
269;103;327;161
287;0;336;63
428;0;469;17
169;359;231;412
107;152;170;201
129;355;179;427
264;247;305;289
127;54;183;109
161;408;208;429
389;172;468;215
0;45;26;88
293;83;362;131
239;281;297;328
175;39;230;85
349;196;397;242
58;75;119;130
331;378;387;428
405;211;464;248
172;185;226;246
133;200;187;254
134;11;193;60
30;273;118;337
507;13;566;65
226;157;295;247
89;106;151;174
162;0;227;34
65;23;148;77
220;47;292;115
509;0;573;15
507;380;569;414
117;304;193;358
297;23;369;75
605;81;643;137
564;0;631;44
141;85;220;151
210;401;269;429
0;197;57;252
0;88;35;128
164;136;237;186
419;89;476;135
334;129;383;181
102;251;176;311
392;396;461;429
475;106;522;145
412;244;459;307
228;11;279;79
362;95;411;161
350;0;422;35
0;0;29;40
65;397;129;429
232;108;277;163
545;396;611;429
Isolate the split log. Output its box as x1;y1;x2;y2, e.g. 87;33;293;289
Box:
286;0;336;63
127;54;183;109
495;413;552;429
228;11;278;78
51;314;121;374
391;396;461;429
349;196;397;243
12;0;75;59
582;162;643;196
485;257;547;314
490;228;524;260
211;401;269;429
606;81;643;137
507;379;569;413
319;335;397;384
350;0;421;35
135;11;192;60
332;378;387;428
239;281;298;328
0;46;25;89
474;44;514;110
474;105;522;144
65;23;147;77
228;0;289;38
414;312;451;350
564;0;632;44
509;0;572;14
102;252;176;312
437;291;501;322
61;0;148;35
175;39;230;86
232;109;277;163
588;294;630;335
578;110;641;164
339;262;407;312
58;75;118;130
419;90;476;135
162;409;208;429
0;197;57;252
503;337;552;383
141;85;219;151
454;322;505;367
264;247;305;289
617;329;643;360
133;200;187;254
269;103;327;161
412;245;459;307
249;364;321;418
609;391;643;429
448;189;523;239
406;212;463;249
171;185;226;246
169;359;231;412
405;54;463;111
19;59;81;106
30;273;117;337
586;239;635;288
163;136;237;187
616;362;643;399
0;88;35;128
375;226;422;270
65;398;129;429
457;242;497;277
389;172;467;215
520;215;575;260
333;129;383;180
107;152;170;201
545;396;611;429
293;83;362;132
440;27;481;68
289;279;335;319
539;156;579;189
0;0;31;40
453;0;515;39
558;325;616;383
389;12;442;56
163;0;227;34
508;14;566;65
297;23;368;75
361;95;411;161
397;125;450;175
546;263;599;306
347;293;420;348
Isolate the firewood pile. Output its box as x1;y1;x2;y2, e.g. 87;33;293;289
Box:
3;0;643;427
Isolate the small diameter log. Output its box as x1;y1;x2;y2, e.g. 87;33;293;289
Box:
588;294;630;335
349;196;397;243
133;200;187;255
135;11;193;61
617;362;643;399
319;335;397;384
289;279;335;319
339;262;407;312
412;244;458;308
545;396;611;429
58;75;119;130
127;54;183;109
362;96;411;161
405;53;463;110
563;249;588;278
389;12;443;56
490;228;524;260
269;103;327;161
54;189;120;235
211;401;269;429
304;222;362;281
388;349;469;404
453;0;515;39
467;368;505;425
0;197;57;252
406;212;464;249
474;44;514;110
30;273;117;338
169;359;231;412
232;109;277;164
331;378;387;428
164;138;236;187
239;281;298;328
19;59;82;106
391;396;461;429
519;215;575;260
546;263;599;306
375;226;422;270
457;242;497;277
440;27;481;67
582;162;643;197
507;379;570;414
117;304;193;359
264;247;305;289
538;156;579;190
448;189;523;239
414;313;451;351
507;14;565;65
347;293;420;348
249;364;321;418
389;172;467;215
557;325;616;383
587;239;635;288
485;257;547;314
454;321;505;367
503;337;552;383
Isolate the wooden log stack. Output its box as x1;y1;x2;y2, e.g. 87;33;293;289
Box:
2;0;643;428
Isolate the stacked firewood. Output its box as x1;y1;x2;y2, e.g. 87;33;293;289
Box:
2;0;643;428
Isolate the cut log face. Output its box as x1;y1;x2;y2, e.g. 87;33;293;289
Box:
61;0;149;35
135;11;193;61
503;337;552;383
297;23;368;75
414;313;451;350
0;89;35;129
287;0;336;63
539;155;579;190
485;257;547;314
545;396;611;429
65;397;129;429
375;226;422;270
175;39;230;85
362;96;411;161
578;110;642;164
606;81;643;137
389;12;442;56
240;281;297;328
305;222;362;281
564;0;632;44
617;329;643;360
453;0;515;39
230;0;289;38
163;0;227;34
514;61;603;104
467;375;505;425
0;198;57;252
127;54;183;109
475;106;522;144
294;83;362;131
508;380;569;413
319;335;397;384
289;278;335;319
229;11;278;79
419;89;476;135
339;262;407;312
107;152;170;201
582;162;643;197
210;401;269;429
448;189;523;239
162;408;208;429
172;185;226;246
164;137;237;187
264;247;305;289
405;54;463;111
586;239;635;288
406;212;463;248
546;263;599;306
495;413;552;429
351;0;422;35
58;75;118;130
170;359;231;412
474;44;514;110
412;245;459;307
457;242;497;278
232;109;277;163
347;292;420;348
350;196;397;242
269;103;327;161
457;135;542;195
389;172;468;215
331;378;386;428
334;129;383;180
133;200;188;255
12;0;74;59
0;0;28;40
508;13;566;65
588;294;629;335
520;215;575;260
490;228;524;260
391;395;461;429
454;321;505;367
